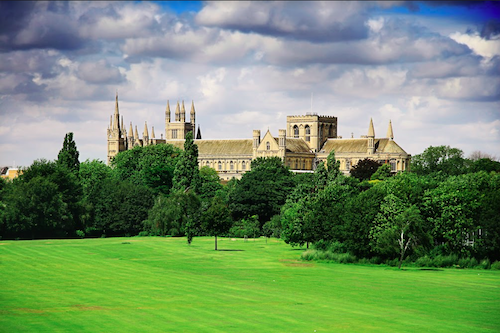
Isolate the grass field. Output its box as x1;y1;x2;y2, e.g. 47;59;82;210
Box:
1;237;499;332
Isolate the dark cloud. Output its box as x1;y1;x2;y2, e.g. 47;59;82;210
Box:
196;2;370;43
481;20;500;40
0;2;85;52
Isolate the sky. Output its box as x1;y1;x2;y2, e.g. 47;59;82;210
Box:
1;1;499;167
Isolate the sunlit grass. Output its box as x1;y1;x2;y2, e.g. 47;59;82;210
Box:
1;237;499;332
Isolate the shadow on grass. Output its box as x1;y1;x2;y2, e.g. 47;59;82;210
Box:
217;249;244;252
400;268;444;271
290;248;306;251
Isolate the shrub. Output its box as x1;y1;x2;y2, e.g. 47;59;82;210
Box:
477;259;491;269
415;256;433;267
76;230;85;239
491;261;500;270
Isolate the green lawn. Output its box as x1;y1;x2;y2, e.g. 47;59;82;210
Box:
0;237;499;332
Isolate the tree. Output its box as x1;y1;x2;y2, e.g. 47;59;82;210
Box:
469;158;500;173
229;157;295;226
173;131;200;192
313;161;328;191
410;145;468;176
92;178;154;236
57;132;80;174
371;194;428;269
371;163;392;181
20;159;82;235
198;166;223;200
350;158;382;181
202;195;233;250
327;150;341;179
112;144;182;194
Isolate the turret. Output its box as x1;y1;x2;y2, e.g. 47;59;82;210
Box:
387;120;394;140
279;129;286;148
143;122;149;146
180;100;186;123
190;101;196;127
253;130;261;149
175;101;180;122
367;118;375;155
151;126;156;139
166;100;171;123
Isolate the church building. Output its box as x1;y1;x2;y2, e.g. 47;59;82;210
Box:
107;94;411;179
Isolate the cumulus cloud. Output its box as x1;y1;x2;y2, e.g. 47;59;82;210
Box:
77;60;125;84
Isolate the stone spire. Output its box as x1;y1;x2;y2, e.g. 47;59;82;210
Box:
151;126;155;139
166;100;171;123
144;121;149;139
387;120;394;140
175;101;180;122
134;125;139;140
129;122;133;138
190;100;196;125
180;100;186;122
196;125;202;140
368;118;375;138
113;92;120;131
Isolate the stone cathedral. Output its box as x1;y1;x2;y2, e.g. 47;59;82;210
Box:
107;94;411;180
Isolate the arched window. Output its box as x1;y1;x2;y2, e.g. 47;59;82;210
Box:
305;125;310;142
293;125;299;138
302;159;306;169
266;141;270;150
328;124;334;137
295;159;298;169
242;161;246;170
345;159;351;170
230;161;234;170
218;161;222;170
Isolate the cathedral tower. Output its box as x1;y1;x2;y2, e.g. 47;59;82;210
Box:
107;93;126;164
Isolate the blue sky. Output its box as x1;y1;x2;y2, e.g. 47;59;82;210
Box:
0;1;499;166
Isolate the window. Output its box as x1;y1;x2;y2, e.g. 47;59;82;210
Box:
329;124;333;137
305;125;310;142
293;125;299;138
172;129;177;139
266;141;270;150
242;161;246;170
346;159;351;171
295;159;298;169
320;124;324;142
390;160;396;172
218;161;222;170
230;161;234;170
302;160;306;169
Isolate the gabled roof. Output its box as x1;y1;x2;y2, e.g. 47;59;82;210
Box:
166;139;253;156
285;138;312;153
321;138;408;155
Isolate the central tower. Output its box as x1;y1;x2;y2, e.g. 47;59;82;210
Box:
286;113;338;152
165;100;196;139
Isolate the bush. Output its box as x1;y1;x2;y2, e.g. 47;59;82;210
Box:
491;261;500;270
477;259;491;269
76;230;85;239
415;256;433;267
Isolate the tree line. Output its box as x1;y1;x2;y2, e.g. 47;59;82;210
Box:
1;132;499;267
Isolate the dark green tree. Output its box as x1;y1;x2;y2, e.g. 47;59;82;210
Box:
198;166;223;200
202;195;233;250
313;161;328;191
57;132;80;174
228;157;295;225
112;144;182;194
173;131;200;192
371;163;392;181
327;149;341;179
350;158;382;181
